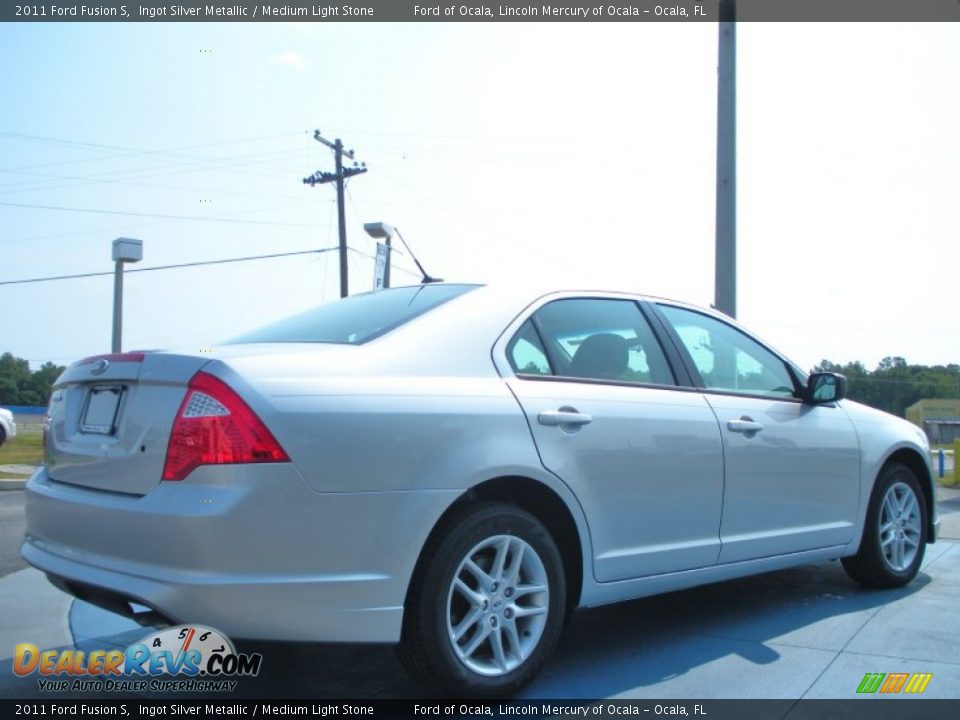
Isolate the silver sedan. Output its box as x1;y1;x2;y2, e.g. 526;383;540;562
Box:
22;284;939;696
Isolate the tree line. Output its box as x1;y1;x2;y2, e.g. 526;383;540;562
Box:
813;356;960;418
0;353;66;406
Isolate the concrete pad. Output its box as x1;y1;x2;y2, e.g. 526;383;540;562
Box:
845;545;960;666
70;599;145;645
3;529;957;702
920;540;952;571
936;495;960;541
528;629;838;699
0;568;72;661
570;561;915;654
803;650;960;699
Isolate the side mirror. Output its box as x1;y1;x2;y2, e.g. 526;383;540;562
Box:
806;372;847;404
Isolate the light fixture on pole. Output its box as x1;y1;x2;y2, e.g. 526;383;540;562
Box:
363;221;394;290
363;222;442;286
111;237;143;352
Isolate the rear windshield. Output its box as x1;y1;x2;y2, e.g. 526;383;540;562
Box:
228;284;479;345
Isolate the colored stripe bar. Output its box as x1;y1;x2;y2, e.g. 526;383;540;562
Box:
880;672;909;693
857;673;886;694
904;673;934;694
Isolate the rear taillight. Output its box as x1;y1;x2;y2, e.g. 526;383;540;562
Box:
162;371;289;481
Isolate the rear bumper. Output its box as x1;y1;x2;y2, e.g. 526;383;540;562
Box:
22;540;404;642
22;465;459;643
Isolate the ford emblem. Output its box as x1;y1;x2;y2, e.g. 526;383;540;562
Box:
91;359;110;376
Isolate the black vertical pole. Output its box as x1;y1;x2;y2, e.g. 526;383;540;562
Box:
334;138;349;298
303;131;366;297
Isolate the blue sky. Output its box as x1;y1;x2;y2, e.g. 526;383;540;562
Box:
1;21;958;371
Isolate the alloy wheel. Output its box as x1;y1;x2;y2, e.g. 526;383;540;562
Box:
445;534;549;676
879;480;922;572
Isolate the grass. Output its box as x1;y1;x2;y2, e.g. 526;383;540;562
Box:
0;427;43;467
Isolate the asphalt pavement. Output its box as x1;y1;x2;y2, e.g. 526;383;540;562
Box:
0;490;27;576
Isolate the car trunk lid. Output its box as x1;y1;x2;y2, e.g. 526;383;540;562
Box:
45;352;210;495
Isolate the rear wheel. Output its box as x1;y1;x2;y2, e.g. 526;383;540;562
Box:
842;462;927;588
398;502;566;697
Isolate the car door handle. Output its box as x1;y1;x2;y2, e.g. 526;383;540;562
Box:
727;417;764;434
538;409;593;427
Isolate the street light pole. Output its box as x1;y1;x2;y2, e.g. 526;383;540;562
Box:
111;238;142;353
383;235;393;288
112;261;123;353
715;0;737;318
364;222;394;290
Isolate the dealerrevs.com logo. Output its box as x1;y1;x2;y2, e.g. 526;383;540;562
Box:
13;625;262;693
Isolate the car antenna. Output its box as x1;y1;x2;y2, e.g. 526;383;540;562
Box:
393;228;443;284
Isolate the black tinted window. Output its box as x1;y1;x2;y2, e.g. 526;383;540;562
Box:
230;285;478;345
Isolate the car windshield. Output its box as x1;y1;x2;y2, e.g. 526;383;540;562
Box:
228;284;479;345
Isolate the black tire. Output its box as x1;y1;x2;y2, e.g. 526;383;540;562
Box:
842;462;928;588
0;426;6;448
398;502;566;698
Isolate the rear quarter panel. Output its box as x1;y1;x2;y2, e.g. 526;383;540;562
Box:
204;286;597;596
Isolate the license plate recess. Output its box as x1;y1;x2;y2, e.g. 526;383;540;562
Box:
80;386;124;435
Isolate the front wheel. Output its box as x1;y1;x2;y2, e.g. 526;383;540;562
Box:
398;502;566;697
842;462;928;588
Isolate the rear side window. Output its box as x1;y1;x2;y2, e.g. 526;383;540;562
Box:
507;320;552;376
229;284;478;345
508;298;675;386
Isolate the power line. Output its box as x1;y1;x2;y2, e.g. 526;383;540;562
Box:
342;184;419;283
343;184;371;249
0;247;339;287
0;200;335;246
0;166;318;202
0;200;320;228
0;145;314;191
0;129;310;173
347;246;419;279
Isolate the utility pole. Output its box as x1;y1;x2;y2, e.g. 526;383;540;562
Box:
715;0;736;318
303;130;367;298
